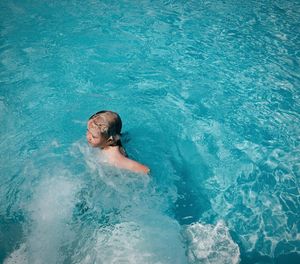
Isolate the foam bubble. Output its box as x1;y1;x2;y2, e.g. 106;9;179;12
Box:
184;221;240;264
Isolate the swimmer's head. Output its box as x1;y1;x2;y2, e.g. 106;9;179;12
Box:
86;110;122;149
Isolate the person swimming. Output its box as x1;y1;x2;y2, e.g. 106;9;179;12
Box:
86;110;150;174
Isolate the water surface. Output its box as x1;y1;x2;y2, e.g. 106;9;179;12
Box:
1;0;300;263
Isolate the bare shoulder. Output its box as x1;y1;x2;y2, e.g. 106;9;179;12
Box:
119;156;150;174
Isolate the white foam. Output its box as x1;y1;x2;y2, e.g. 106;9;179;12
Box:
77;216;187;264
4;171;81;264
26;174;79;264
184;221;240;264
4;244;28;264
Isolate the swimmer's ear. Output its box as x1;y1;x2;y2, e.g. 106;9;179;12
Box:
107;136;113;143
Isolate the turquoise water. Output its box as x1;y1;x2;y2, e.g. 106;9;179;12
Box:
1;0;300;263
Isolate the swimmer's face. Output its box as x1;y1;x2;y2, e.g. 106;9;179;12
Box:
86;120;107;148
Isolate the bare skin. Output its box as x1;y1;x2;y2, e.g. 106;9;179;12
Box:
102;146;150;174
86;120;149;174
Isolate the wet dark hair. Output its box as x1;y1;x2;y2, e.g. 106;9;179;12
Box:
89;110;127;156
89;111;121;130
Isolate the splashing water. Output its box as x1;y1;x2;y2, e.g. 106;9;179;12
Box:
185;221;240;264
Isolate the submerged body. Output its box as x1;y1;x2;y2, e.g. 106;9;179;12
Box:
86;111;149;174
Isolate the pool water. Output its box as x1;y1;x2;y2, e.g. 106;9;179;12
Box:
1;0;299;263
